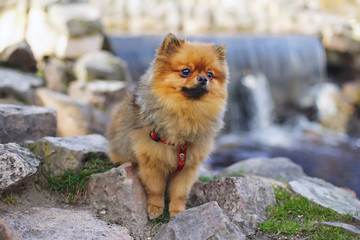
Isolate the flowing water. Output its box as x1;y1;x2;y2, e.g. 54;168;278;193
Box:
109;34;360;195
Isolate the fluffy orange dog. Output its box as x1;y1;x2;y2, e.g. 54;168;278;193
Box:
106;33;228;218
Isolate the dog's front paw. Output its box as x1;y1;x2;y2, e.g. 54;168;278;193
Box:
148;204;164;219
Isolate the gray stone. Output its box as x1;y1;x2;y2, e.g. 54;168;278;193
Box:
0;67;44;103
0;104;57;144
73;50;132;82
188;176;276;236
1;207;133;240
155;201;246;240
0;40;36;72
25;134;108;177
0;217;18;240
0;143;41;191
321;222;360;235
289;176;360;215
221;157;306;182
35;88;109;137
87;162;147;237
43;58;69;93
68;80;126;113
48;3;102;37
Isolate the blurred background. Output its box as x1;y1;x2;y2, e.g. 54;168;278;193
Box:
1;0;360;195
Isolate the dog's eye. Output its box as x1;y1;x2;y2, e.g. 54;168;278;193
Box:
181;68;191;78
207;72;213;80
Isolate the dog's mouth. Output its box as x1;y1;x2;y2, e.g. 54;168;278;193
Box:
181;86;208;99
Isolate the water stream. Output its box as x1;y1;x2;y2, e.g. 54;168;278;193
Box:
109;34;360;195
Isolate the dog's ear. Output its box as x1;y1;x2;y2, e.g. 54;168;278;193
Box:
158;33;184;56
215;44;226;62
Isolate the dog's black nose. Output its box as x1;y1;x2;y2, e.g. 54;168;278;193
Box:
197;76;207;86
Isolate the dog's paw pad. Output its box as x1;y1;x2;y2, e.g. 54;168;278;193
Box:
148;205;163;219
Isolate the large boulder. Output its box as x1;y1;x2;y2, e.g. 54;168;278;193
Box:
87;162;147;237
35;88;108;137
0;143;41;192
155;201;246;240
25;134;108;177
289;176;360;216
26;1;103;59
221;157;306;182
0;67;44;103
1;207;133;240
0;104;56;144
188;176;276;236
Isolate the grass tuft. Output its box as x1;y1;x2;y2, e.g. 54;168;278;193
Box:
258;187;357;239
36;156;115;203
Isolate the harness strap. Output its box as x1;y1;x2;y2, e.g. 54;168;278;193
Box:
149;130;188;173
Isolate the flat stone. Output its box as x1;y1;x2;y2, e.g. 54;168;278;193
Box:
0;104;57;144
0;143;41;191
289;176;360;215
1;207;133;240
73;50;132;82
35;88;108;137
24;134;107;177
221;157;306;182
188;176;276;236
321;222;360;235
0;67;44;103
155;201;246;240
87;162;147;237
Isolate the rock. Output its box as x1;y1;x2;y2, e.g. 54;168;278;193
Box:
156;201;246;240
0;67;44;103
35;88;109;137
343;80;360;104
73;50;132;82
68;80;126;114
25;134;108;177
289;176;360;215
0;143;41;192
43;58;69;93
0;0;27;53
221;157;306;182
1;207;133;240
87;162;147;237
26;1;104;60
0;40;36;72
188;176;276;236
0;218;18;240
0;104;57;144
321;222;360;235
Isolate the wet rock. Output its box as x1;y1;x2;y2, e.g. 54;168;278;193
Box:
188;176;275;236
87;162;147;237
35;88;109;137
68;80;126;114
321;222;360;235
0;41;36;72
155;201;246;240
73;50;132;82
221;157;306;182
26;1;103;59
25;134;107;177
0;67;44;103
1;207;133;240
289;176;360;215
0;143;41;192
0;104;57;144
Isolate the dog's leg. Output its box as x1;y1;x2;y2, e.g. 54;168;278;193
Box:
167;163;200;217
138;158;168;219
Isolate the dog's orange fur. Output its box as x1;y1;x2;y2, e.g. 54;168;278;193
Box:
106;33;228;218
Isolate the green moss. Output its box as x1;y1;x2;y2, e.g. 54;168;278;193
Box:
258;187;357;239
36;156;115;203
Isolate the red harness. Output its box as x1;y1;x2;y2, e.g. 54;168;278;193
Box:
149;130;188;173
